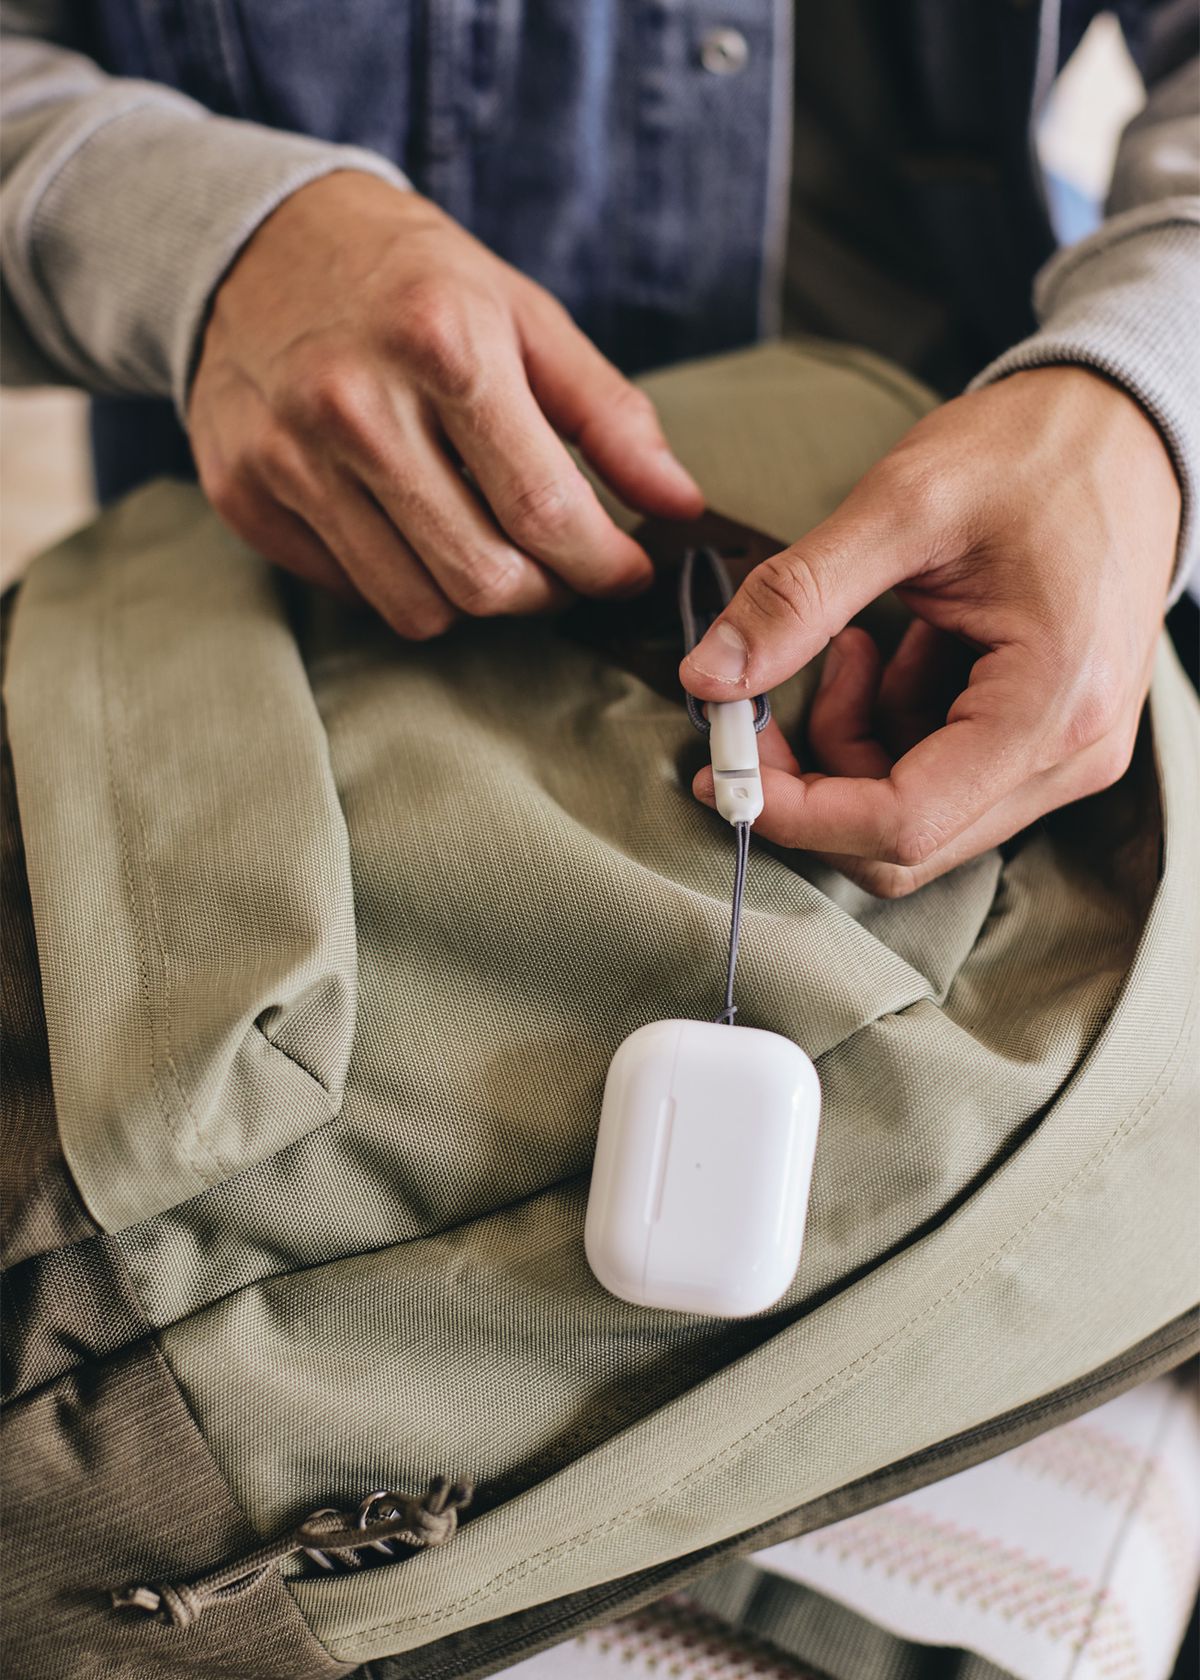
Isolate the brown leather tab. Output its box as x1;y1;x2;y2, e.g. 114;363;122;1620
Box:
562;510;781;705
630;510;783;581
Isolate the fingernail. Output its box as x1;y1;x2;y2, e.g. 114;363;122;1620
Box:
819;642;841;689
693;768;715;806
685;618;748;684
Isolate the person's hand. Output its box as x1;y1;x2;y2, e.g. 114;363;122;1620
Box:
681;368;1180;896
188;173;703;637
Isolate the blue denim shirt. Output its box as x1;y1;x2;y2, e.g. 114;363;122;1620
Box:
79;0;1163;499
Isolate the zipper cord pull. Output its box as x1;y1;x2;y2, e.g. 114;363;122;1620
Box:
111;1476;473;1629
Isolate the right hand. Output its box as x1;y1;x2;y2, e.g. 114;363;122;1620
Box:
188;173;703;638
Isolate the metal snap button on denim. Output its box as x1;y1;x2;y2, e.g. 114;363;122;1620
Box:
699;27;749;75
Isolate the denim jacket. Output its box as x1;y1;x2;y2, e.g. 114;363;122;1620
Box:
82;1;1043;369
4;0;1198;569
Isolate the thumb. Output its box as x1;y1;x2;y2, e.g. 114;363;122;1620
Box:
518;291;704;520
680;484;936;699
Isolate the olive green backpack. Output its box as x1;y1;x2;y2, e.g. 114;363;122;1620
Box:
4;342;1197;1680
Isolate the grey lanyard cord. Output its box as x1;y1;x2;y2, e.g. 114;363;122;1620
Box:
679;548;770;1027
716;817;751;1024
678;548;771;738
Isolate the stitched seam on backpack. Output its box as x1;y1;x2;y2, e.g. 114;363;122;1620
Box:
337;975;1195;1646
99;556;223;1189
51;866;1159;1370
106;911;1153;1354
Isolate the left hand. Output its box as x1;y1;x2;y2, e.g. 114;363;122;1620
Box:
680;367;1180;896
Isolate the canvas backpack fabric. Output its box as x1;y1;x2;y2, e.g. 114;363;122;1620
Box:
3;341;1197;1679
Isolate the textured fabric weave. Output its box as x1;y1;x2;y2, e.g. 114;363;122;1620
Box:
3;341;1196;1673
0;594;96;1268
360;1317;1196;1680
3;1336;353;1680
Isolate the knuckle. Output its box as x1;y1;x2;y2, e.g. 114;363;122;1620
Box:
203;460;251;526
1061;677;1121;757
202;461;238;519
827;856;920;900
256;435;306;500
454;553;525;615
862;862;922;900
877;447;957;524
886;819;941;870
872;453;972;558
291;360;377;442
397;282;482;400
502;478;575;552
524;285;575;333
746;552;828;631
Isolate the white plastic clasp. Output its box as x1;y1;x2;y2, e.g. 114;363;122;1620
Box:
707;699;763;824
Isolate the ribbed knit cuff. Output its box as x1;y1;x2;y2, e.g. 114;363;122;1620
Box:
970;205;1200;605
3;85;409;414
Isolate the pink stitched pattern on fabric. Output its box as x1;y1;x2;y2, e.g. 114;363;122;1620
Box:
1013;1423;1196;1604
748;1381;1200;1680
803;1506;1141;1674
577;1596;817;1679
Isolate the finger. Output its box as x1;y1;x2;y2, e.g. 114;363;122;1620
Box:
353;410;571;617
209;470;357;601
295;472;461;640
804;735;1086;897
700;647;1056;865
805;769;1042;896
806;627;892;778
437;348;658;599
697;748;1043;892
518;289;704;519
810;816;1007;898
680;466;954;700
876;619;975;758
694;685;1136;891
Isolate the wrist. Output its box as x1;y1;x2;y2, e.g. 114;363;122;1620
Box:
191;164;413;409
1003;364;1180;575
973;357;1187;607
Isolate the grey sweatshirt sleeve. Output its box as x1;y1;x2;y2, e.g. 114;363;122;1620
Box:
971;50;1200;602
0;23;409;413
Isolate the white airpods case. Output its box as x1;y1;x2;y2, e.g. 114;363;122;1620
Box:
585;1018;821;1317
